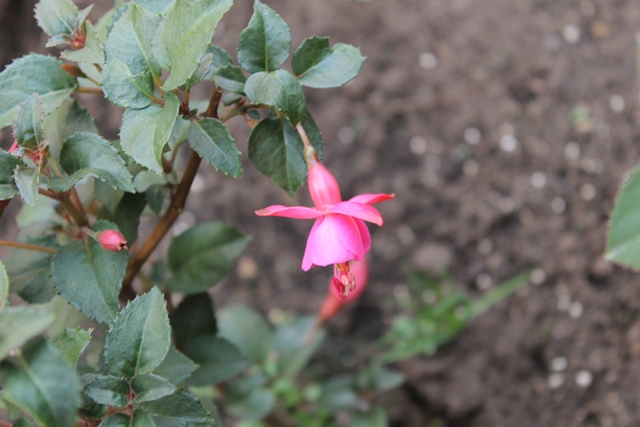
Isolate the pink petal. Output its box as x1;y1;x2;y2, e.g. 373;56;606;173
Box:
328;201;384;226
348;193;395;205
301;214;370;270
255;205;323;219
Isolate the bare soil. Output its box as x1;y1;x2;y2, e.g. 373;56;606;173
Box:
3;1;640;426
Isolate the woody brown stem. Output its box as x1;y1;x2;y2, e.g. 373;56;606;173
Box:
0;239;56;254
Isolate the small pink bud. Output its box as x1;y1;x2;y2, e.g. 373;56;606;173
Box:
308;161;342;208
8;141;18;153
96;230;128;252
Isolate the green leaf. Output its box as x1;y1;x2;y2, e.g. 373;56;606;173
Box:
607;166;640;269
51;328;92;368
105;4;161;76
227;387;274;421
292;37;365;88
133;0;175;13
356;366;404;394
102;59;154;109
13;93;44;151
184;45;233;90
14;166;40;208
35;0;78;41
167;222;249;294
51;220;128;324
0;261;7;309
217;305;271;363
111;192;147;245
99;414;130;427
49;132;135;192
0;54;78;128
352;407;388;427
84;375;130;407
152;347;198;385
120;93;180;173
104;287;171;379
248;112;323;195
137;391;214;427
62;22;106;64
44;99;97;164
244;70;306;126
213;64;247;94
171;293;216;347
272;317;325;378
132;411;155;427
154;0;233;90
131;373;176;403
13;417;37;427
5;242;57;304
0;151;24;200
184;336;249;386
188;118;241;177
237;0;291;73
0;339;79;427
0;307;53;360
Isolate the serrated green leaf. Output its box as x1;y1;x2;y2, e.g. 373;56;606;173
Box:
356;366;404;394
292;37;365;88
5;242;57;304
51;220;127;324
152;347;198;385
185;336;249;386
0;54;78;128
51;328;92;368
14;166;39;207
171;293;216;347
44;99;97;164
138;391;214;427
272;317;325;378
352;407;388;427
213;64;246;94
0;261;7;309
245;70;305;125
0;307;53;360
102;59;154;109
0;339;79;427
217;305;271;363
49;132;134;192
237;0;290;73
105;4;161;76
13;417;36;427
132;411;155;427
112;192;147;245
188;118;241;177
153;0;233;90
13;93;44;151
62;22;106;64
35;0;78;41
167;222;249;294
145;185;166;214
133;0;175;13
120;93;180;173
84;375;130;407
0;151;24;200
99;414;130;427
131;373;176;403
105;287;171;379
226;387;274;421
607;167;640;269
184;45;232;90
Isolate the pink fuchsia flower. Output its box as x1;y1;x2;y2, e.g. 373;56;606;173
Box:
318;260;369;325
96;229;128;252
255;148;393;296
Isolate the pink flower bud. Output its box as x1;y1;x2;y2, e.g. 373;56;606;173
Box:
308;160;341;208
96;230;127;252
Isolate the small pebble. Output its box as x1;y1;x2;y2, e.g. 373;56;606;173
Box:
463;159;479;176
191;174;206;194
564;142;581;160
575;370;593;388
530;268;546;286
548;373;565;389
409;136;427;154
580;183;597;201
464;127;482;145
609;95;625;113
562;24;581;44
551;197;566;214
477;238;493;255
396;224;416;245
498;197;516;213
393;284;410;301
476;273;492;290
419;52;438;69
580;0;595;17
499;134;519;152
338;126;356;144
557;294;571;312
421;171;438;187
551;356;568;372
530;172;547;189
237;256;258;280
569;301;584;319
580;158;603;174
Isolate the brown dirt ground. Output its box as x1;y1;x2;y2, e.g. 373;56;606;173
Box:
4;0;640;426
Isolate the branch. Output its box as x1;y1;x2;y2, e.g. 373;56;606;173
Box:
0;239;56;254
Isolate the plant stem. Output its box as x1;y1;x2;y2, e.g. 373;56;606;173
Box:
76;86;103;94
0;239;56;254
296;123;312;149
61;197;89;228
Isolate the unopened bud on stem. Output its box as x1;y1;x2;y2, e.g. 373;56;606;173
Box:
95;230;128;252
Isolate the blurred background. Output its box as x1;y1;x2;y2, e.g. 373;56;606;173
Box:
2;0;640;426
